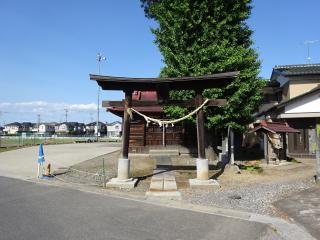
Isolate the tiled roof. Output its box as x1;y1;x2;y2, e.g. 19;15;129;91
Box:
249;121;300;133
4;122;22;127
274;63;320;76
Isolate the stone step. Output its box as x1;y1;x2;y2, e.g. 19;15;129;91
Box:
146;170;181;200
149;149;179;156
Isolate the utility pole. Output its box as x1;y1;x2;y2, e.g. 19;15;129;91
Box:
37;114;41;132
64;109;68;123
96;53;106;141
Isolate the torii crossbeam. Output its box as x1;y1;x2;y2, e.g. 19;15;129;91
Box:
90;71;239;188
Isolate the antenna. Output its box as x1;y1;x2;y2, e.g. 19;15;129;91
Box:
304;40;319;63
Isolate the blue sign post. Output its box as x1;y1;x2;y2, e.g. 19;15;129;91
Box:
37;144;45;178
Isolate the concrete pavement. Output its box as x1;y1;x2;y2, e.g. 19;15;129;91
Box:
0;143;120;179
274;185;320;239
0;176;276;240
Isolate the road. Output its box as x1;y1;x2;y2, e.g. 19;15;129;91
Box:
0;176;272;240
274;186;320;239
0;142;120;179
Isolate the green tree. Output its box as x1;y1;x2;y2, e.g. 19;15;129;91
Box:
141;0;265;132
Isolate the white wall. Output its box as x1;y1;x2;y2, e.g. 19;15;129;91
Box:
3;126;20;134
107;123;121;137
285;93;320;113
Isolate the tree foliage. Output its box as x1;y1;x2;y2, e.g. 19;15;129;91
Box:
141;0;265;132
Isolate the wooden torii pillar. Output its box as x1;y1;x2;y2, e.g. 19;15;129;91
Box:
189;89;220;187
107;89;138;188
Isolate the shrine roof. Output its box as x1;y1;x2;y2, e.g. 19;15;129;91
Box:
90;71;239;91
249;121;300;134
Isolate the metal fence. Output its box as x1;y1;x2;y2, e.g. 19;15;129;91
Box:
0;134;120;148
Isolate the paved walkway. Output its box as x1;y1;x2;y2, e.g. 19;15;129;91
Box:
0;142;120;180
274;185;320;239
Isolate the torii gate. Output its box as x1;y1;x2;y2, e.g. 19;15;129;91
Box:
90;72;239;188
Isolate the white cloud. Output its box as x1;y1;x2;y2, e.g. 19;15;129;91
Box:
69;103;97;111
0;101;97;113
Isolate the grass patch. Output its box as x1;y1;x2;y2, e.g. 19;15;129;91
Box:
239;164;263;173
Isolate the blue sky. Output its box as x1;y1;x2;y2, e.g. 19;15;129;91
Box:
0;0;319;125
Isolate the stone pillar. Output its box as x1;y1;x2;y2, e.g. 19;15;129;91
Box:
229;127;235;165
106;89;137;188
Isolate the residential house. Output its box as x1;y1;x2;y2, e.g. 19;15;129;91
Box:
0;126;4;134
55;122;74;134
38;123;56;134
106;121;122;138
77;123;87;134
55;122;86;135
85;122;107;135
30;123;39;133
257;64;320;158
20;122;34;132
3;122;22;134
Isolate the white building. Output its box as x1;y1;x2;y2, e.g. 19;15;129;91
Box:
55;122;86;134
85;122;107;135
107;121;122;138
55;123;70;134
3;122;22;134
39;123;56;134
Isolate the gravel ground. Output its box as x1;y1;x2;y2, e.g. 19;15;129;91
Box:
181;178;315;216
51;152;317;217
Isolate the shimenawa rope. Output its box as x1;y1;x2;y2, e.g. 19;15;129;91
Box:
128;98;209;127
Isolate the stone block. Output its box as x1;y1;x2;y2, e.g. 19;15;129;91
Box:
106;178;137;189
163;180;178;191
